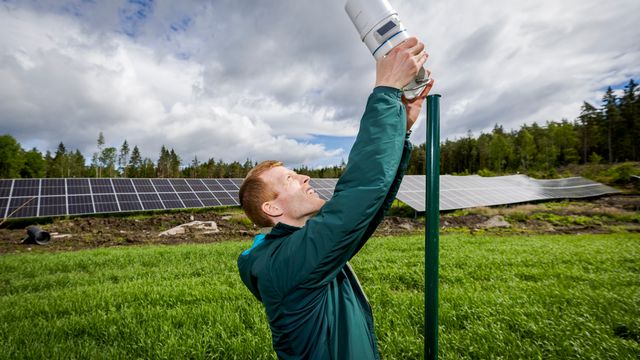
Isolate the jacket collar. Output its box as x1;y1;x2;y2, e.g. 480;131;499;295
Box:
267;222;301;238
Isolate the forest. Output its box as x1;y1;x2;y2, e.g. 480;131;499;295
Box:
0;79;637;179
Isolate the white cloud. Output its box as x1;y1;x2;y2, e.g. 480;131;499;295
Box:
0;0;638;168
404;0;640;142
0;5;343;166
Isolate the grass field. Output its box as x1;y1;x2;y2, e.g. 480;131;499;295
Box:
1;233;639;359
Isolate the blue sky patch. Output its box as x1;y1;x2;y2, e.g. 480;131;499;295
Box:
119;0;154;37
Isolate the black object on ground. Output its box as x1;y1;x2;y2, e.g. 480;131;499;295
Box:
22;226;51;245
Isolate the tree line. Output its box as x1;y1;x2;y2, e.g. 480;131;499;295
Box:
0;131;258;179
421;79;639;176
1;79;637;179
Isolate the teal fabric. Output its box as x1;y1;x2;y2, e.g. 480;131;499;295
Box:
241;234;266;256
238;86;412;359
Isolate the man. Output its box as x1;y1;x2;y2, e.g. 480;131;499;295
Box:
238;37;433;359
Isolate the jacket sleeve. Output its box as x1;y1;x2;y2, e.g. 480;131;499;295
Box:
349;134;412;258
273;87;407;290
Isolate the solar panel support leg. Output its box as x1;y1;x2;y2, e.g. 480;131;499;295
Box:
425;94;441;360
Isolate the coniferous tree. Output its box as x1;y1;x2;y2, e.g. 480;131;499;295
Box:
577;102;600;163
169;149;181;177
620;79;639;160
157;146;171;178
602;87;621;163
44;151;54;177
52;142;68;177
118;140;130;177
128;146;142;178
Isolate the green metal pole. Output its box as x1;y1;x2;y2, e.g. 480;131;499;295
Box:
425;94;441;360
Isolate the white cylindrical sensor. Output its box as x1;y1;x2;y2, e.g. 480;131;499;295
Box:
345;0;429;99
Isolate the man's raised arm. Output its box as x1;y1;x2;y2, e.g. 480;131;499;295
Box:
275;38;430;289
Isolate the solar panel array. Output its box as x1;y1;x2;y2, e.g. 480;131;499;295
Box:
0;178;242;219
0;175;619;219
396;175;620;212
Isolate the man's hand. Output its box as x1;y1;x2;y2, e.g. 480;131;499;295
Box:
375;37;427;90
403;78;435;131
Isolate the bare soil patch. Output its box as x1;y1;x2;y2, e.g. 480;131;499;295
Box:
441;195;640;235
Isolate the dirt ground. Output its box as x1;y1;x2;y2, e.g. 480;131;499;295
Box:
1;195;638;255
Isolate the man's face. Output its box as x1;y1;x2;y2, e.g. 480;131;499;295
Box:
260;166;326;223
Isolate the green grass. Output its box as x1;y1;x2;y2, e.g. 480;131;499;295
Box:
1;234;639;359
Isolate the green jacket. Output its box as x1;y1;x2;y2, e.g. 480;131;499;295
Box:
238;87;412;359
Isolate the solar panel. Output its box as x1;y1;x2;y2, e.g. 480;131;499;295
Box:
0;179;12;197
151;179;174;193
41;179;65;196
67;179;90;195
116;193;143;211
68;195;93;215
90;178;114;194
0;175;619;219
186;179;209;192
113;178;136;193
396;175;620;212
196;192;221;207
7;196;38;218
94;194;119;213
132;179;156;193
202;179;223;191
12;179;39;197
177;192;203;208
0;198;9;218
309;179;336;201
170;179;192;192
138;192;164;210
39;196;66;216
159;192;185;209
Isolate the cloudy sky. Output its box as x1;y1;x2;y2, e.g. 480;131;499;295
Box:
1;0;639;168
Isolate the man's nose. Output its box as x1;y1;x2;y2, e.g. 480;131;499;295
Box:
299;175;310;184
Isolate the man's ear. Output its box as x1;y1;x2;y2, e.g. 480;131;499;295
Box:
261;201;283;218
